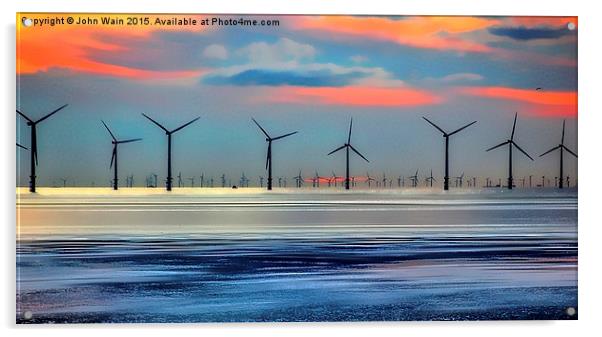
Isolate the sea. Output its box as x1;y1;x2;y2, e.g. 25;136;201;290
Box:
16;188;578;323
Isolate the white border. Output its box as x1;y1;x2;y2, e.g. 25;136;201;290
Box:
3;1;600;336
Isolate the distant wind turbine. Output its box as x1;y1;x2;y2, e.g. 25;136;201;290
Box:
409;170;419;187
423;116;476;191
327;118;369;190
539;120;577;189
102;120;141;190
486;113;534;190
425;169;436;187
366;172;375;188
294;170;304;188
252;118;298;190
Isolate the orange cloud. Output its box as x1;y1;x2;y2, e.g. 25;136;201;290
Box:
17;13;209;79
292;16;499;53
266;85;442;107
504;16;577;28
459;86;577;117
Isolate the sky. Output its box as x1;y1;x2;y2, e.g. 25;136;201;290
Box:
16;14;578;187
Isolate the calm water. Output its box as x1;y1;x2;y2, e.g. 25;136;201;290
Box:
16;189;578;322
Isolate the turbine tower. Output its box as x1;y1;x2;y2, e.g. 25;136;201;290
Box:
539;120;577;189
252;118;298;190
102;121;141;190
422;116;476;191
486;113;534;190
142;113;200;191
17;104;68;192
327;118;369;190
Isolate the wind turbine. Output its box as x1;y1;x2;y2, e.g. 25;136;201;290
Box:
17;104;68;192
102;120;141;190
294;170;303;188
486;113;534;190
16;143;28;150
425;169;436;187
409;170;419;187
312;171;319;188
252;118;298;190
142;113;200;191
366;172;375;188
539;120;577;189
327;118;369;190
455;172;465;188
331;171;342;187
423;116;476;191
240;172;249;187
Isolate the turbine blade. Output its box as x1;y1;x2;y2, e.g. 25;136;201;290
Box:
110;146;116;168
561;119;566;145
142;113;168;132
32;137;38;166
512;141;534;161
266;143;271;170
252;118;270;138
101;120;117;141
348;118;353;144
272;131;298;141
448;120;477;136
116;138;142;144
16;110;33;123
539;145;561;157
349;144;369;162
16;143;28;150
422;117;446;135
328;144;346;155
511;112;518;140
35;104;68;124
171;116;200;134
562;145;578;158
486;140;509;152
